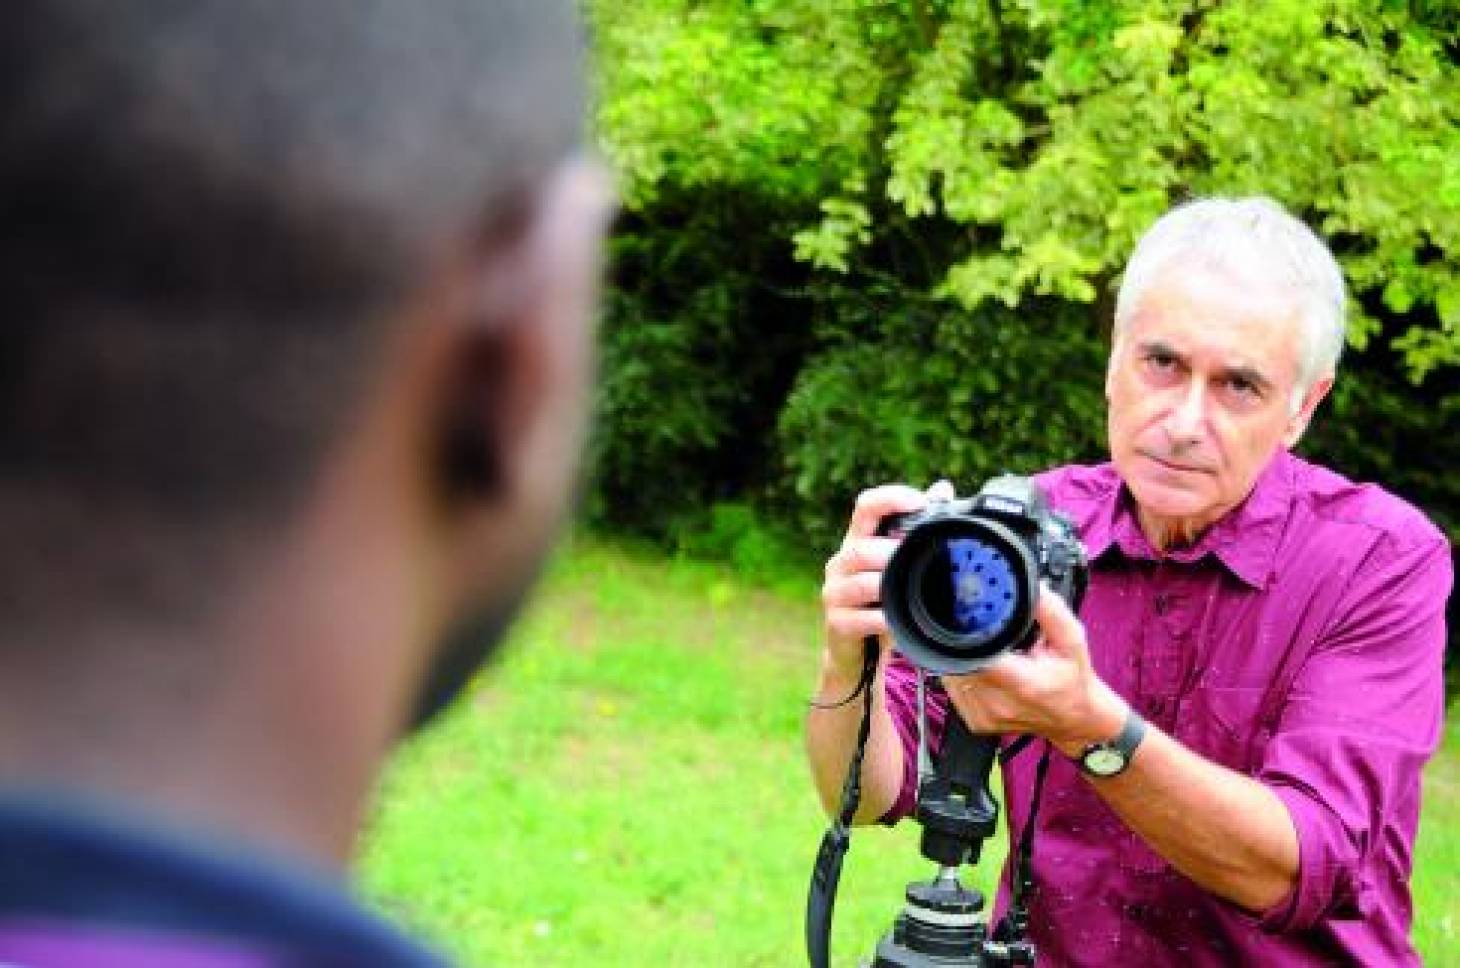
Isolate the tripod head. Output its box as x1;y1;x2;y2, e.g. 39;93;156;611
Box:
869;712;1035;968
915;711;999;868
804;656;1047;968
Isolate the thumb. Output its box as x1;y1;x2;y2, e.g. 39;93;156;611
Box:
926;478;956;502
1034;583;1088;658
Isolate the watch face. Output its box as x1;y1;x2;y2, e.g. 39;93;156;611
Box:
1084;747;1126;776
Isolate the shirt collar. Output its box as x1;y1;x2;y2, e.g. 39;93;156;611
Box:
1087;450;1295;589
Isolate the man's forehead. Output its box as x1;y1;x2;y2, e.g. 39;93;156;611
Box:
1123;268;1306;376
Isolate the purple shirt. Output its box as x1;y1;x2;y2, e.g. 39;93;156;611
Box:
0;920;280;967
883;450;1451;966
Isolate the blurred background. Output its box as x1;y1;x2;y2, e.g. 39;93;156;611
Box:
361;2;1460;964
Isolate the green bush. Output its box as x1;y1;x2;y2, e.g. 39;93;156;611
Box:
586;201;816;536
1302;351;1460;539
670;501;816;589
776;293;1107;542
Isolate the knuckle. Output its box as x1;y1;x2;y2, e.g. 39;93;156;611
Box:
820;579;840;608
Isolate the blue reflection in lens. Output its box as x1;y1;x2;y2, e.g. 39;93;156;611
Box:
946;538;1017;637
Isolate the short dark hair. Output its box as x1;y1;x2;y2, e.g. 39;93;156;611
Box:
1;0;585;522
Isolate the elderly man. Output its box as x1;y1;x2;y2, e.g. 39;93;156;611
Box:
0;2;609;965
808;198;1451;965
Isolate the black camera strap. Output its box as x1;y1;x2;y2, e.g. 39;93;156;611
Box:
804;635;879;968
994;740;1054;944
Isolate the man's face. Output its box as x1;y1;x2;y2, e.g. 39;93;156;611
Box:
1105;266;1328;545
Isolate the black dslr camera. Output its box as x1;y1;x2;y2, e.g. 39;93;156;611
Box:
879;474;1087;676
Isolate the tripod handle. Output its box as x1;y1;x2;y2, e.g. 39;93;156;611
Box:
916;711;1000;867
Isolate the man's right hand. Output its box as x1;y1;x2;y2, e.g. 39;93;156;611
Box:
808;480;952;820
817;481;955;689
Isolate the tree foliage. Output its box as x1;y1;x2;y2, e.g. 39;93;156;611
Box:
585;0;1460;552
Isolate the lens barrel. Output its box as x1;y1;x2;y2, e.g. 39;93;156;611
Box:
882;511;1039;675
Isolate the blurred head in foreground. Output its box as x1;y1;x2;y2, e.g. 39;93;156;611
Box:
0;0;611;865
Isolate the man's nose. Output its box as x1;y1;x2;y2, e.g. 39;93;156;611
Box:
1163;382;1206;447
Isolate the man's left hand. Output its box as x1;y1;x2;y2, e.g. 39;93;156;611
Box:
943;587;1128;758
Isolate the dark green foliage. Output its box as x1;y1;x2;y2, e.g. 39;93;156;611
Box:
670;501;817;592
777;292;1108;541
1302;352;1460;540
587;197;817;538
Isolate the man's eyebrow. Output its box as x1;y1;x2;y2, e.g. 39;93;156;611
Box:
1134;340;1277;392
1220;364;1275;393
1134;339;1185;360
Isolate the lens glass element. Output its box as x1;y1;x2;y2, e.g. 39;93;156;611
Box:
921;537;1017;640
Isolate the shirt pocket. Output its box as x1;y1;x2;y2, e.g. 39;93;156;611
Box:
1177;686;1269;774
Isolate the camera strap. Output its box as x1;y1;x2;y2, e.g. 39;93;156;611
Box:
994;740;1053;944
804;635;878;968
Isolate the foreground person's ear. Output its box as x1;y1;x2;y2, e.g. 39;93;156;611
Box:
433;158;616;511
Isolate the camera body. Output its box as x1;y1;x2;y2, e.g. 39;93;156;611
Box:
879;475;1087;675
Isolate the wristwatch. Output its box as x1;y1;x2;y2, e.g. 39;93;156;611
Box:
1078;709;1147;778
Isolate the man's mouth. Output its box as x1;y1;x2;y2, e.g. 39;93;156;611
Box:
1139;451;1212;474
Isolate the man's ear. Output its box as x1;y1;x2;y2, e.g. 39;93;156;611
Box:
432;160;613;513
437;331;511;501
1283;374;1334;448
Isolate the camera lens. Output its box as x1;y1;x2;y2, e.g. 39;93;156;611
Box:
929;538;1018;638
882;513;1037;674
908;537;1019;646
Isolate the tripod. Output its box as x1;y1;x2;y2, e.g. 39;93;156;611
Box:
870;713;1035;967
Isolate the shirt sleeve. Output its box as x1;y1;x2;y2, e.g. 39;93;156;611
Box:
879;652;950;824
1253;530;1451;933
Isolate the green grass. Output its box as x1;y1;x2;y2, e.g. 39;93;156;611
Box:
1418;714;1460;957
359;537;1459;965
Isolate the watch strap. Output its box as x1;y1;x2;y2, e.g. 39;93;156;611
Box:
1080;708;1146;777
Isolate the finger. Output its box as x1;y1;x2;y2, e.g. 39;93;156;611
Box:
1034;584;1088;657
925;479;956;502
826;536;899;577
943;679;1000;732
845;484;928;541
968;651;1038;694
821;571;883;610
825;607;889;640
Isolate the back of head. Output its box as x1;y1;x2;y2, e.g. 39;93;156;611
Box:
0;1;586;632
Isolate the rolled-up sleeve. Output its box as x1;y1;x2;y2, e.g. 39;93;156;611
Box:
1253;531;1451;933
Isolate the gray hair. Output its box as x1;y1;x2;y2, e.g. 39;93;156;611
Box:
1113;197;1347;410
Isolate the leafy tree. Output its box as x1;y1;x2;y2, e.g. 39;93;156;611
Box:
586;0;1460;555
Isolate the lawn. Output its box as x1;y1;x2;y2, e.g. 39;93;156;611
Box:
359;537;1459;966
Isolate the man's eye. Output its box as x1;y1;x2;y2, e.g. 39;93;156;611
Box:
1143;352;1178;373
1224;376;1260;399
